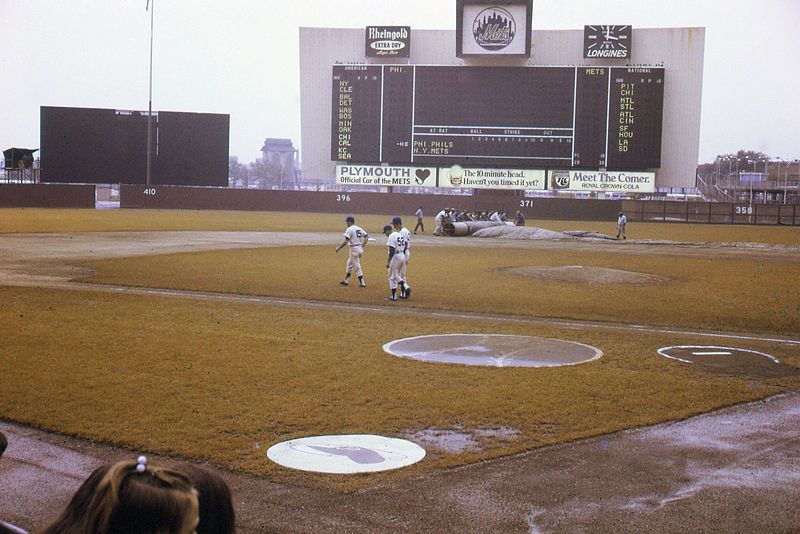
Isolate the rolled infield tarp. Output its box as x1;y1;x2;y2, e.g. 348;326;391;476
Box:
443;220;506;236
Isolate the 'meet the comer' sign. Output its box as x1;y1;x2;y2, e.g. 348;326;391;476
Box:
549;170;654;192
365;26;410;57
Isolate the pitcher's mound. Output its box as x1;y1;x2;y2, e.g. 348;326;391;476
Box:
497;265;670;285
383;334;602;367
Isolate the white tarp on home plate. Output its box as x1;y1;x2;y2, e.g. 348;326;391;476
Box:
267;434;426;474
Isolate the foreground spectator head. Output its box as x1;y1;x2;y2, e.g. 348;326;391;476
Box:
180;464;236;534
41;457;198;534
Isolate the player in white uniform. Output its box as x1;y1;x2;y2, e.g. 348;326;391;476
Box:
433;209;447;236
391;216;412;299
335;215;368;287
382;224;407;301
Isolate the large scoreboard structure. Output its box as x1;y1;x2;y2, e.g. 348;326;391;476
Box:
40;106;229;186
332;65;664;170
301;26;705;189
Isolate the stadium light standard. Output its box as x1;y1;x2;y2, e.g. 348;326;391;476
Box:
146;0;155;186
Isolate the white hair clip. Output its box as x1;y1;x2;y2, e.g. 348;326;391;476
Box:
136;455;148;473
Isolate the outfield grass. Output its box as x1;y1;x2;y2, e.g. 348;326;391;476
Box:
84;244;800;335
1;208;799;488
1;286;797;488
1;208;799;245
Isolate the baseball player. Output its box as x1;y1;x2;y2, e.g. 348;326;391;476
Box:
391;216;412;299
335;215;368;287
382;224;407;301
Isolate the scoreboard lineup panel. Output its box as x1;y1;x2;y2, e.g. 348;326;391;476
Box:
332;65;664;170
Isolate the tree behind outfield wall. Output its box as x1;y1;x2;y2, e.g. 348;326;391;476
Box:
228;156;280;189
697;149;772;182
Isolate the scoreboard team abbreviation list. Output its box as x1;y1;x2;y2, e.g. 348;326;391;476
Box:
333;65;664;170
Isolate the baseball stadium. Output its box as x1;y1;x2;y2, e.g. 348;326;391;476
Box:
1;2;799;533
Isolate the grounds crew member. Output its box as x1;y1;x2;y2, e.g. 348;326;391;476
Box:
616;211;627;240
433;208;447;236
414;206;424;234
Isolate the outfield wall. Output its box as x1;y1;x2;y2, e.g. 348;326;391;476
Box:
0;184;95;208
1;184;794;225
622;200;800;225
120;186;799;225
120;185;621;221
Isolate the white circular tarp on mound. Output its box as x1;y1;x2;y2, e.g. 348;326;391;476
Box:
383;334;602;367
267;434;426;474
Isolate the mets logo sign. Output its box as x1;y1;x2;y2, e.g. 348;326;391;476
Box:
472;7;516;51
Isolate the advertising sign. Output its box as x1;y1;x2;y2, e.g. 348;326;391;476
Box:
548;169;655;192
440;166;545;190
365;26;411;58
336;164;437;187
583;25;632;58
457;1;531;56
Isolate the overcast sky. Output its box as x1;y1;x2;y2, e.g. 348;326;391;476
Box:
1;0;798;166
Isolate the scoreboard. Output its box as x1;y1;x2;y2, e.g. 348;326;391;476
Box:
332;65;664;169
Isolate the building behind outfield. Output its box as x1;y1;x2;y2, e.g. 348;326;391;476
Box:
299;25;704;190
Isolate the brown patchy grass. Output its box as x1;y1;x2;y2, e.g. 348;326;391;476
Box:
84;244;800;335
0;209;391;234
1;286;797;488
1;208;799;245
1;208;799;488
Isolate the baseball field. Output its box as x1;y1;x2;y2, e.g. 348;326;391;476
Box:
0;208;798;490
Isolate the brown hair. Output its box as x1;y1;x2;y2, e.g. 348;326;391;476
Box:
0;431;7;457
42;459;198;534
180;464;236;534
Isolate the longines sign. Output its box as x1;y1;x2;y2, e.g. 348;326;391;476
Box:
583;25;632;58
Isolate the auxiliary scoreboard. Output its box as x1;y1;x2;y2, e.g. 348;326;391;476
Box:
332;65;664;169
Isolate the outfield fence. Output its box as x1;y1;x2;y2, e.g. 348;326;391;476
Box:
1;183;798;225
621;200;799;225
